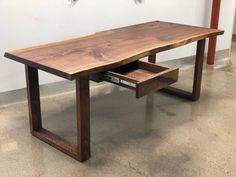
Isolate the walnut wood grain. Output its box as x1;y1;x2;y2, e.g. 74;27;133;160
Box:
5;21;223;80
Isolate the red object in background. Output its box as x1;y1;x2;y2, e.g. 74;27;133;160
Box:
207;0;221;65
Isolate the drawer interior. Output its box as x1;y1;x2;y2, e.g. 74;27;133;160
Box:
101;61;179;98
110;61;169;82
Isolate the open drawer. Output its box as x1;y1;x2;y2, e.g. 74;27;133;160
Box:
101;61;179;98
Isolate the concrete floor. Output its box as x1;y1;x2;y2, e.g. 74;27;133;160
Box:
0;45;236;177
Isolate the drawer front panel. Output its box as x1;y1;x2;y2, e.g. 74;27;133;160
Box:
136;69;179;98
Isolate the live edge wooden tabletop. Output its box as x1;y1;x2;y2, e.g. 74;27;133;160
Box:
4;21;223;80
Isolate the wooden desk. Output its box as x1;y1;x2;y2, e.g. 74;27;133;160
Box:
4;21;223;162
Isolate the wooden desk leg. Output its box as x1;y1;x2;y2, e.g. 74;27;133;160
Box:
25;66;91;162
25;66;42;133
191;39;206;100
149;39;206;101
76;76;91;161
148;53;157;63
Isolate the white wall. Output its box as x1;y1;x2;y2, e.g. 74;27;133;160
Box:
0;0;235;93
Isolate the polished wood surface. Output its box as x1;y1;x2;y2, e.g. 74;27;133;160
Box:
5;21;223;80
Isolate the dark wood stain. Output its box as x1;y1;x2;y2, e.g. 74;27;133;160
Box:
5;21;223;80
161;39;206;101
25;66;42;132
5;21;224;162
25;66;91;162
76;76;91;161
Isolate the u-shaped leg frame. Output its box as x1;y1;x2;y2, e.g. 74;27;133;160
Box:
149;39;206;101
25;66;91;162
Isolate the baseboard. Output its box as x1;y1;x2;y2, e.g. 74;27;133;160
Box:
0;80;105;106
0;49;230;106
